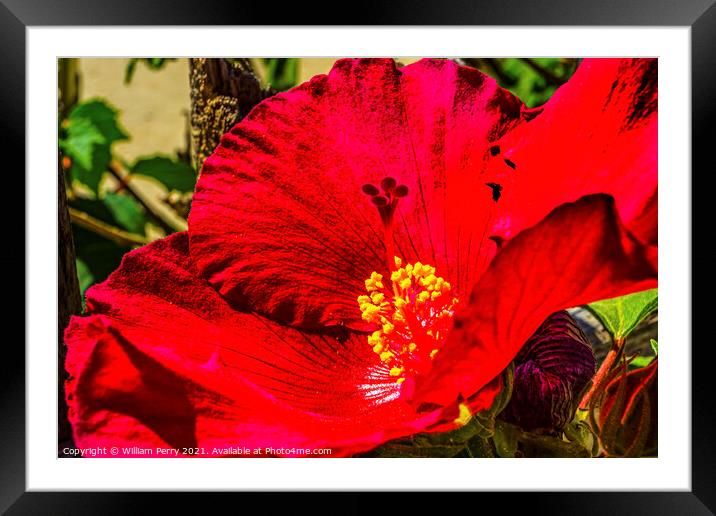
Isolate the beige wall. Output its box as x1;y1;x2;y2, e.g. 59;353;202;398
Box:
79;58;191;162
77;58;420;163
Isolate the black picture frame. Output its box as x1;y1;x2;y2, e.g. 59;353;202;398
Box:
3;0;712;512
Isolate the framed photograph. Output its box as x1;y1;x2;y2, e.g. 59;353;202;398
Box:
4;0;712;511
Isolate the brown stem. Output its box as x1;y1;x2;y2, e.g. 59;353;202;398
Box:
58;155;83;454
58;58;79;120
107;160;186;233
69;207;148;247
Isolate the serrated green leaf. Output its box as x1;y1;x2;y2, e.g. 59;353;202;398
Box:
61;99;127;194
60;117;105;171
103;192;147;235
131;155;197;192
587;288;658;340
68;144;111;195
69;100;128;144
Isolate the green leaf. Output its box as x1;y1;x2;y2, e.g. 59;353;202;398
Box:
493;420;518;457
518;431;591;458
563;418;597;457
124;58;176;84
103;192;147;235
75;257;95;300
60;99;128;194
124;59;138;84
72;226;133;295
628;339;658;369
500;58;551;107
70;197;116;223
69;100;128;144
587;288;658;340
460;58;577;108
261;58;300;91
466;437;496;457
493;421;591;458
131;155;197;192
629;355;656;369
68;145;111;195
60;116;105;171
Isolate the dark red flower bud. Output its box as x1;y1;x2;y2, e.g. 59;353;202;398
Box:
499;311;596;433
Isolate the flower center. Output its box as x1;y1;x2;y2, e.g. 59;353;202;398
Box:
358;256;459;384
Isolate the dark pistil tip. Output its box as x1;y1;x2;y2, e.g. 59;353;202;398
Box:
380;177;397;192
362;183;380;196
394;184;409;198
371;195;389;207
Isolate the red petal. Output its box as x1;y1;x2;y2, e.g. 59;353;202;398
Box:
491;59;657;245
414;194;657;407
189;58;525;329
65;233;491;456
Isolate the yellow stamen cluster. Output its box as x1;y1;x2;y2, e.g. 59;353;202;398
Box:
358;257;459;384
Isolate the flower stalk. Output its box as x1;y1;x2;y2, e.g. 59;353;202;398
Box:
69;207;149;247
108;160;187;234
580;337;624;411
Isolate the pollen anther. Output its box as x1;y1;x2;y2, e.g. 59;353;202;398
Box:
358;257;459;384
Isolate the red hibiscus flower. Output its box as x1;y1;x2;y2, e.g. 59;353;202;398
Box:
64;58;657;457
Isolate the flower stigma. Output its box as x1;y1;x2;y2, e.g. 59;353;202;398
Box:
358;256;459;386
